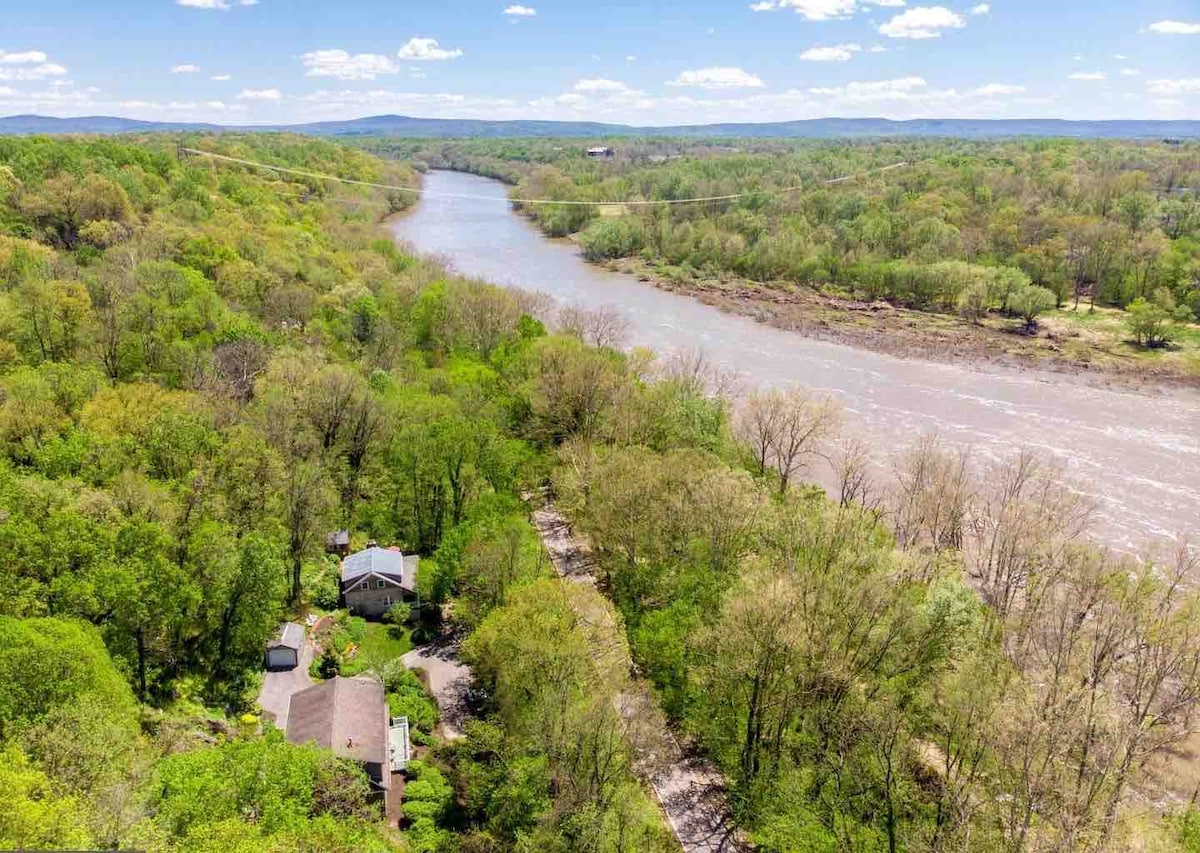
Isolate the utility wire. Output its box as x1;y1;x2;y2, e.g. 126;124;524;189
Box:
180;147;910;207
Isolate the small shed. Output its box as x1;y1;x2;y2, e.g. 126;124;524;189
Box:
587;146;614;158
265;622;304;671
326;529;351;557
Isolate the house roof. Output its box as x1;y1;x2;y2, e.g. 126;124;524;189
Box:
285;677;389;785
267;622;304;651
341;547;418;593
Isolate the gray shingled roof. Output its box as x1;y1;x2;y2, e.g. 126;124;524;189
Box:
285;677;389;785
267;622;304;651
340;547;418;593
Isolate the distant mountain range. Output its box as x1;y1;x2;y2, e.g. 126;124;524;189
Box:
1;113;1198;140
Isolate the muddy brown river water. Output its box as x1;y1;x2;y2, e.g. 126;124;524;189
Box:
393;170;1200;552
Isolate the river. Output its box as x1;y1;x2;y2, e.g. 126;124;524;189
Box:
393;169;1200;552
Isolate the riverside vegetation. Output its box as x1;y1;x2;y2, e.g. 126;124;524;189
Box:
0;133;1198;853
382;137;1200;385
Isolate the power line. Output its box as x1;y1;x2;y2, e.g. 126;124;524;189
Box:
180;147;910;207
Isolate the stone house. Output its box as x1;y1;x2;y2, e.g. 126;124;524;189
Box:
340;546;419;620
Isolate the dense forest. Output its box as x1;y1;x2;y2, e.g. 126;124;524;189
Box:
1;132;1199;853
381;137;1200;382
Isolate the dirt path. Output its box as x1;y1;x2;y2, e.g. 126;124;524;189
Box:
532;504;748;853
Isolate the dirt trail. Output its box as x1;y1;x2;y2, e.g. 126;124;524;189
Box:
532;504;748;853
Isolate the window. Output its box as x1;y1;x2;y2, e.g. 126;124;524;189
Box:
360;581;369;590
376;580;386;589
383;595;394;607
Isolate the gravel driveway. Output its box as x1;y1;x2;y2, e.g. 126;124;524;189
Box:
257;636;315;730
402;643;472;740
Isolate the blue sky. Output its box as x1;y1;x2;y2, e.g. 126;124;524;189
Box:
1;0;1197;124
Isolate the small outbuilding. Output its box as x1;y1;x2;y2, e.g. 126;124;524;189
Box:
265;622;304;671
326;529;351;557
587;146;614;158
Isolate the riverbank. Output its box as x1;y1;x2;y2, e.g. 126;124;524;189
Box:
595;259;1200;393
392;169;1200;551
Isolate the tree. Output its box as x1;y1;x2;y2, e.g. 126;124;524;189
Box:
527;336;627;444
1117;191;1158;236
0;616;137;737
737;387;839;496
21;173;133;249
283;459;334;605
0;746;94;851
1008;283;1057;331
957;278;991;324
1126;289;1191;348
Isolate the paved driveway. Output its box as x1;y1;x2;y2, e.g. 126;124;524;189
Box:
257;637;315;730
402;643;472;740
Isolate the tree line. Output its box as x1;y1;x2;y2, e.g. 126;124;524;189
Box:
388;137;1200;351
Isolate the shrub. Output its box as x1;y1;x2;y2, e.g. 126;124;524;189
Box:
1009;284;1057;330
1127;290;1193;348
579;217;646;262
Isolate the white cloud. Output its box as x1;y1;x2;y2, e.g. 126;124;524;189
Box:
1120;68;1139;77
752;0;857;20
397;37;464;61
1114;53;1127;59
626;55;637;63
970;3;989;13
204;101;228;109
171;63;201;74
800;43;863;61
0;61;67;81
211;73;232;81
807;76;965;107
176;0;256;8
534;93;587;109
0;86;14;97
1147;20;1200;35
0;50;48;64
1148;78;1200;95
503;4;536;15
868;44;888;52
574;78;635;93
878;6;966;39
237;87;281;100
298;88;519;119
972;82;1025;96
816;75;926;94
1068;71;1106;80
302;49;400;80
666;66;765;89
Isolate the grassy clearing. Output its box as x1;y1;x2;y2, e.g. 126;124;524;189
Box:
1039;305;1200;377
341;622;414;677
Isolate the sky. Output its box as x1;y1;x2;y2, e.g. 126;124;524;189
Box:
1;0;1198;126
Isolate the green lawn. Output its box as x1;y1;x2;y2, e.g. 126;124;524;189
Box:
341;622;413;677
